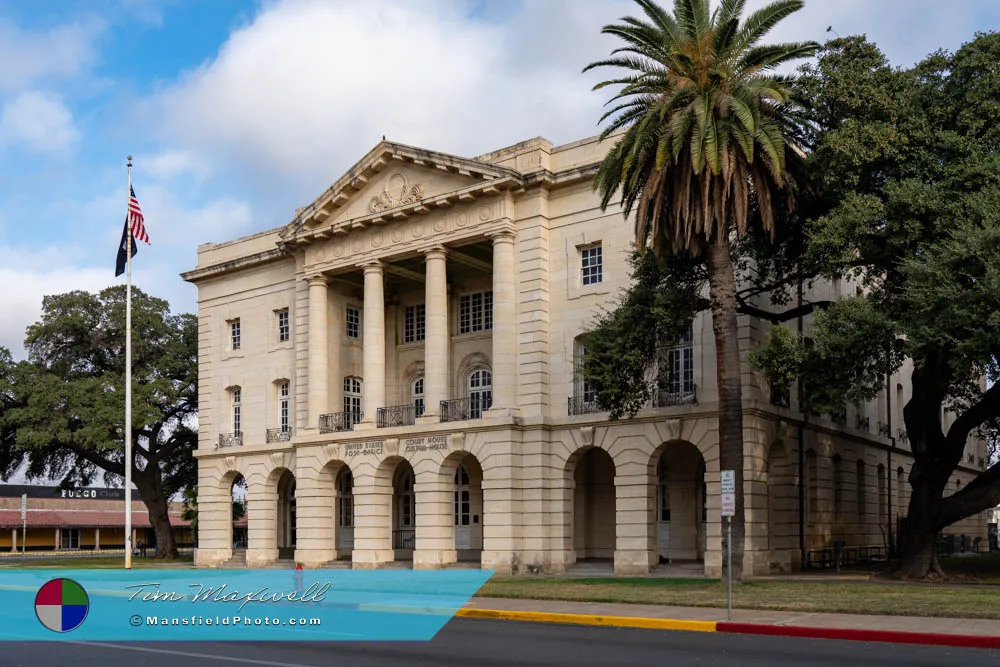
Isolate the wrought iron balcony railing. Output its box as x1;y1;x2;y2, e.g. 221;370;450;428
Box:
265;427;293;443
897;429;909;445
392;528;415;550
855;415;870;432
319;411;363;434
650;384;697;407
377;404;416;428
568;395;603;416
877;421;892;438
770;385;791;408
439;396;492;423
830;410;847;426
217;432;242;449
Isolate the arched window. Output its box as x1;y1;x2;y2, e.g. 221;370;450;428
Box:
467;369;493;419
454;465;470;527
878;463;887;527
278;381;290;433
897;467;905;516
230;387;242;435
806;450;818;524
832;455;843;520
412;377;425;418
398;469;415;527
338;469;353;528
344;376;363;426
856;460;866;521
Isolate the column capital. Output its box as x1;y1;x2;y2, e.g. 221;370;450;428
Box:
422;244;449;260
361;260;385;275
487;227;517;244
306;274;329;286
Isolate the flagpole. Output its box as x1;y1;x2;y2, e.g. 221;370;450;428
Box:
125;155;133;570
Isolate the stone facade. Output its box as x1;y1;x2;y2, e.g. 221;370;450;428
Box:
183;133;989;576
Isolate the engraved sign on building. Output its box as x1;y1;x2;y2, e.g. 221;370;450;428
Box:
344;441;385;457
403;436;449;453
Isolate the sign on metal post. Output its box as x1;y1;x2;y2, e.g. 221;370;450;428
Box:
720;470;735;621
20;493;26;554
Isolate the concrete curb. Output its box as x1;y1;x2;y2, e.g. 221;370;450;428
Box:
458;609;1000;650
715;622;1000;650
455;608;716;633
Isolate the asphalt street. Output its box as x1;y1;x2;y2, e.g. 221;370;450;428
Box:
3;618;998;667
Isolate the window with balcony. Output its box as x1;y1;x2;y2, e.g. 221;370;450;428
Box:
404;304;425;343
276;309;290;343
346;306;360;339
459;291;493;334
278;381;290;432
412;377;425;418
231;387;242;435
344;376;363;420
467;368;493;418
581;243;603;286
229;318;241;351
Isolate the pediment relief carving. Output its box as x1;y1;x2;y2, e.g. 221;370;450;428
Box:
369;173;424;213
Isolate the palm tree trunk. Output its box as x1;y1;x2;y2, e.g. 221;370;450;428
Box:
705;232;746;581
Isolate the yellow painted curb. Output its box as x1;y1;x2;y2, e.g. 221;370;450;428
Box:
456;608;718;633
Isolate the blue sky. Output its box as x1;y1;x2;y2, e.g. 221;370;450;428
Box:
0;0;999;359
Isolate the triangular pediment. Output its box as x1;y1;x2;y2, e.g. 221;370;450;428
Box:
280;141;523;241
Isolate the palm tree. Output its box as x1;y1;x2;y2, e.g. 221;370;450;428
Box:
585;0;817;580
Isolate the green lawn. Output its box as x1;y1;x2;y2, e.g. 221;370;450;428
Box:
475;575;1000;619
0;556;194;569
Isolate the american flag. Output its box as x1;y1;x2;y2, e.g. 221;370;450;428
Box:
129;185;149;244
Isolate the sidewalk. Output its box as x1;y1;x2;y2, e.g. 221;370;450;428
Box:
459;597;1000;648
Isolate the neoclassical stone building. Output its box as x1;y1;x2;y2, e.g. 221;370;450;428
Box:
183;133;989;576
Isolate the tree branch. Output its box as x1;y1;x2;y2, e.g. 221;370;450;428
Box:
945;380;1000;451
736;299;832;324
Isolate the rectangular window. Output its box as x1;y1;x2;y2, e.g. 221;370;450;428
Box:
276;309;290;342
346;306;360;339
403;304;426;343
232;388;242;435
60;528;80;550
230;319;241;351
459;291;493;334
343;377;362;424
581;244;603;286
279;382;290;432
665;325;695;394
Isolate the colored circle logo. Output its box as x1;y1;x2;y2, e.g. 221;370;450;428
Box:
35;578;89;633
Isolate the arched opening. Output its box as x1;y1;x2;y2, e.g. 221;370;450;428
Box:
653;442;707;564
392;459;416;560
276;469;296;561
449;454;484;561
572;448;615;562
767;441;796;572
335;466;354;558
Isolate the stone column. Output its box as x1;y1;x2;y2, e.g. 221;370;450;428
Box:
54;528;60;550
11;529;16;553
293;468;337;567
359;262;386;428
246;486;278;568
95;528;100;551
412;465;457;569
350;469;393;568
420;247;449;421
193;474;237;567
486;229;517;417
613;462;656;575
307;275;329;430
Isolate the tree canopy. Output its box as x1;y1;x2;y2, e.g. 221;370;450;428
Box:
0;285;197;557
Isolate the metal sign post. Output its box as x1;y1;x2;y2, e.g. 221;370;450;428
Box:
20;493;26;554
720;470;735;621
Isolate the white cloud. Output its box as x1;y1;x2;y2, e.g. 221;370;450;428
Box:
142;149;212;182
0;18;104;92
0;91;79;154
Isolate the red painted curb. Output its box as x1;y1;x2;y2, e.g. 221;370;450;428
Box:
716;622;1000;650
